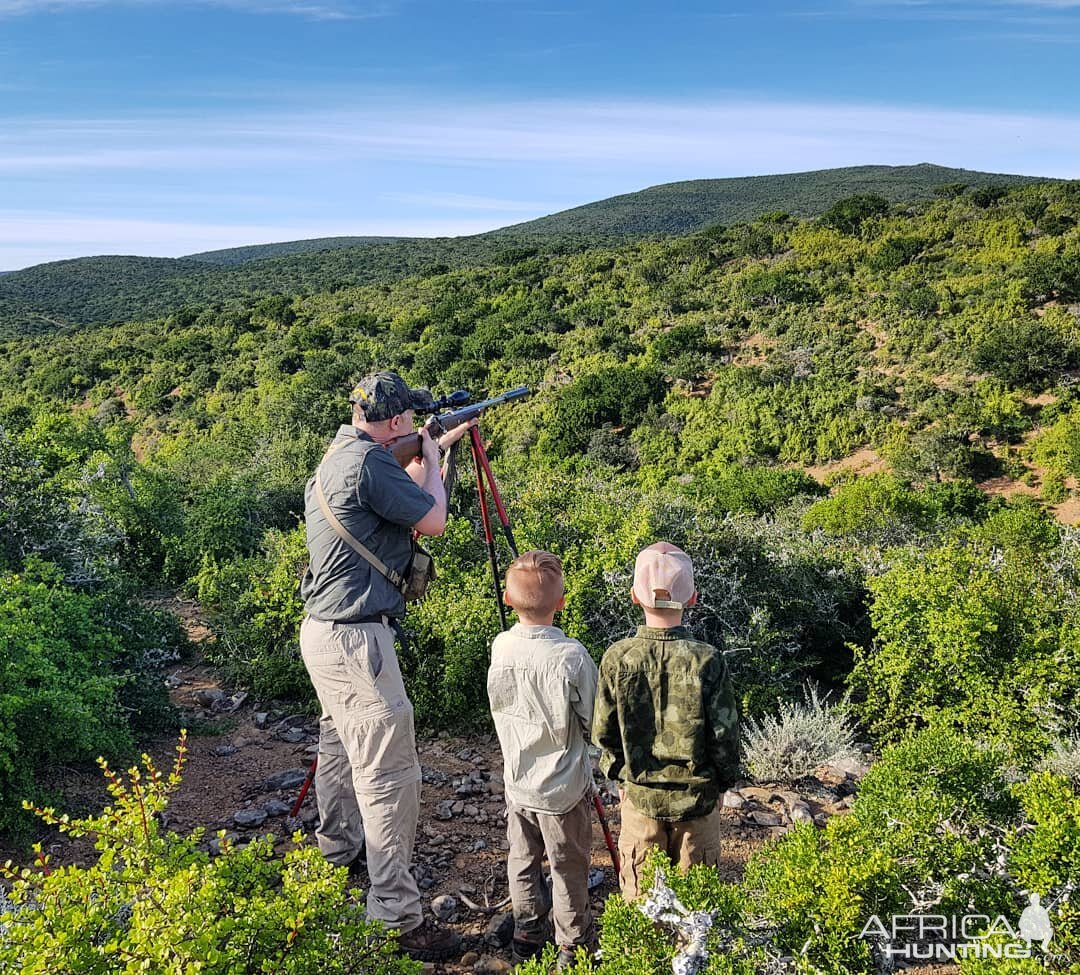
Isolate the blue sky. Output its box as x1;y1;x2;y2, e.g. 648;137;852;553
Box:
2;0;1079;270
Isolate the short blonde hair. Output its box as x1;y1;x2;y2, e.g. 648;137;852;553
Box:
505;550;565;617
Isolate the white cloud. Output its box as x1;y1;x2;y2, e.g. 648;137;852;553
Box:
7;99;1078;176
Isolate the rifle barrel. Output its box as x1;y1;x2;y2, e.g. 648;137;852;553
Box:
387;386;530;466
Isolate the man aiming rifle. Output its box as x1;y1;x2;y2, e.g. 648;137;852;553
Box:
299;371;480;962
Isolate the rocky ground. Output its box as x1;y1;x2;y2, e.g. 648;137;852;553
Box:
3;600;956;974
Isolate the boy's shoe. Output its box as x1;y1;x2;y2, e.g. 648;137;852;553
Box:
511;937;547;963
397;919;462;961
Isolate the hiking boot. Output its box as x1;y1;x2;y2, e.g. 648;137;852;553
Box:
556;946;578;970
397;919;462;962
511;937;547;963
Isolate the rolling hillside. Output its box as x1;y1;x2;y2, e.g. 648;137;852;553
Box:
0;163;1056;336
497;163;1053;236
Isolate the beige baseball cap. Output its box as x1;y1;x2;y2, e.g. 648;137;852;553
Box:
632;542;695;610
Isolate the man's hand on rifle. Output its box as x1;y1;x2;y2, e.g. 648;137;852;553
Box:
432;417;478;455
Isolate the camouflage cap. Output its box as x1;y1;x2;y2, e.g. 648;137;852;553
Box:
633;542;695;610
349;371;435;421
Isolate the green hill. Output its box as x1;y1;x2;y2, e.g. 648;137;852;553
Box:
185;236;407;266
0;164;1056;336
498;163;1052;236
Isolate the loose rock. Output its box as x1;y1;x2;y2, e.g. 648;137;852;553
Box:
475;956;511;974
234;808;268;828
431;894;458;922
721;790;745;809
261;768;309;792
484;911;514;948
193;688;225;708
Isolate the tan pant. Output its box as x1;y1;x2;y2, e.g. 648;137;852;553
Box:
506;795;594;949
617;799;721;901
301;616;423;932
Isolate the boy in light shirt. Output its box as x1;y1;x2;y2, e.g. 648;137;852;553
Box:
487;551;599;969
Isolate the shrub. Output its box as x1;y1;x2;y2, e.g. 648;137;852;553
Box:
741;684;859;783
0;561;178;836
744;728;1017;973
517;849;765;975
1039;737;1080;786
195;526;310;701
849;532;1080;757
0;737;419;975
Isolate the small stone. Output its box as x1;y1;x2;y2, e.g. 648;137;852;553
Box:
791;804;814;824
463;804;479;818
471;839;487;852
264;799;292;816
209;831;240;855
475;956;511;974
721;790;745;809
435;800;455;821
460;953;480;967
430;834;445;846
261;768;309;792
279;727;306;744
213;744;238;757
451;800;465;815
484;911;514;948
165;673;184;689
254;712;270;729
747;810;783;827
234;808;268;828
301;807;319;825
193;688;225;708
418;876;435;891
587;867;605;890
431;894;457;921
813;812;830;827
830;756;870;781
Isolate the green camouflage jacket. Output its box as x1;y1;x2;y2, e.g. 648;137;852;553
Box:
593;625;739;821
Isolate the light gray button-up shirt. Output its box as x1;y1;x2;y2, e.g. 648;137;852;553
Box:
487;622;599;815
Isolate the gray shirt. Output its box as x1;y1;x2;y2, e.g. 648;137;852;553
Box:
301;425;435;622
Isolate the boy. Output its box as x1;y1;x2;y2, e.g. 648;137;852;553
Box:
487;551;599;968
593;542;739;901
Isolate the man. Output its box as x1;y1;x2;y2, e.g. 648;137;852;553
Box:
300;370;473;961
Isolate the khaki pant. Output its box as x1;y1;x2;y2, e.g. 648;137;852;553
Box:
617;799;721;901
301;616;423;932
506;794;594;949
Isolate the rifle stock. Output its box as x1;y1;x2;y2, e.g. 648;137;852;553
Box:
387;386;530;467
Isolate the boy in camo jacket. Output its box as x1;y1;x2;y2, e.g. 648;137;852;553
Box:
593;542;740;900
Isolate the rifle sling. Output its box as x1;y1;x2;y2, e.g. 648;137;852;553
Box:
314;441;405;593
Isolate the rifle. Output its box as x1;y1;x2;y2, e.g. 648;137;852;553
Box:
386;386;530;466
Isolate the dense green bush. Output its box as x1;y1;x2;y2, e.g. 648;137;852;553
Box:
849;519;1080;757
0;561;180;835
0;739;418;975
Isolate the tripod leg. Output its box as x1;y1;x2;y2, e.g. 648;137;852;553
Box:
471;429;520;559
470;428;508;630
